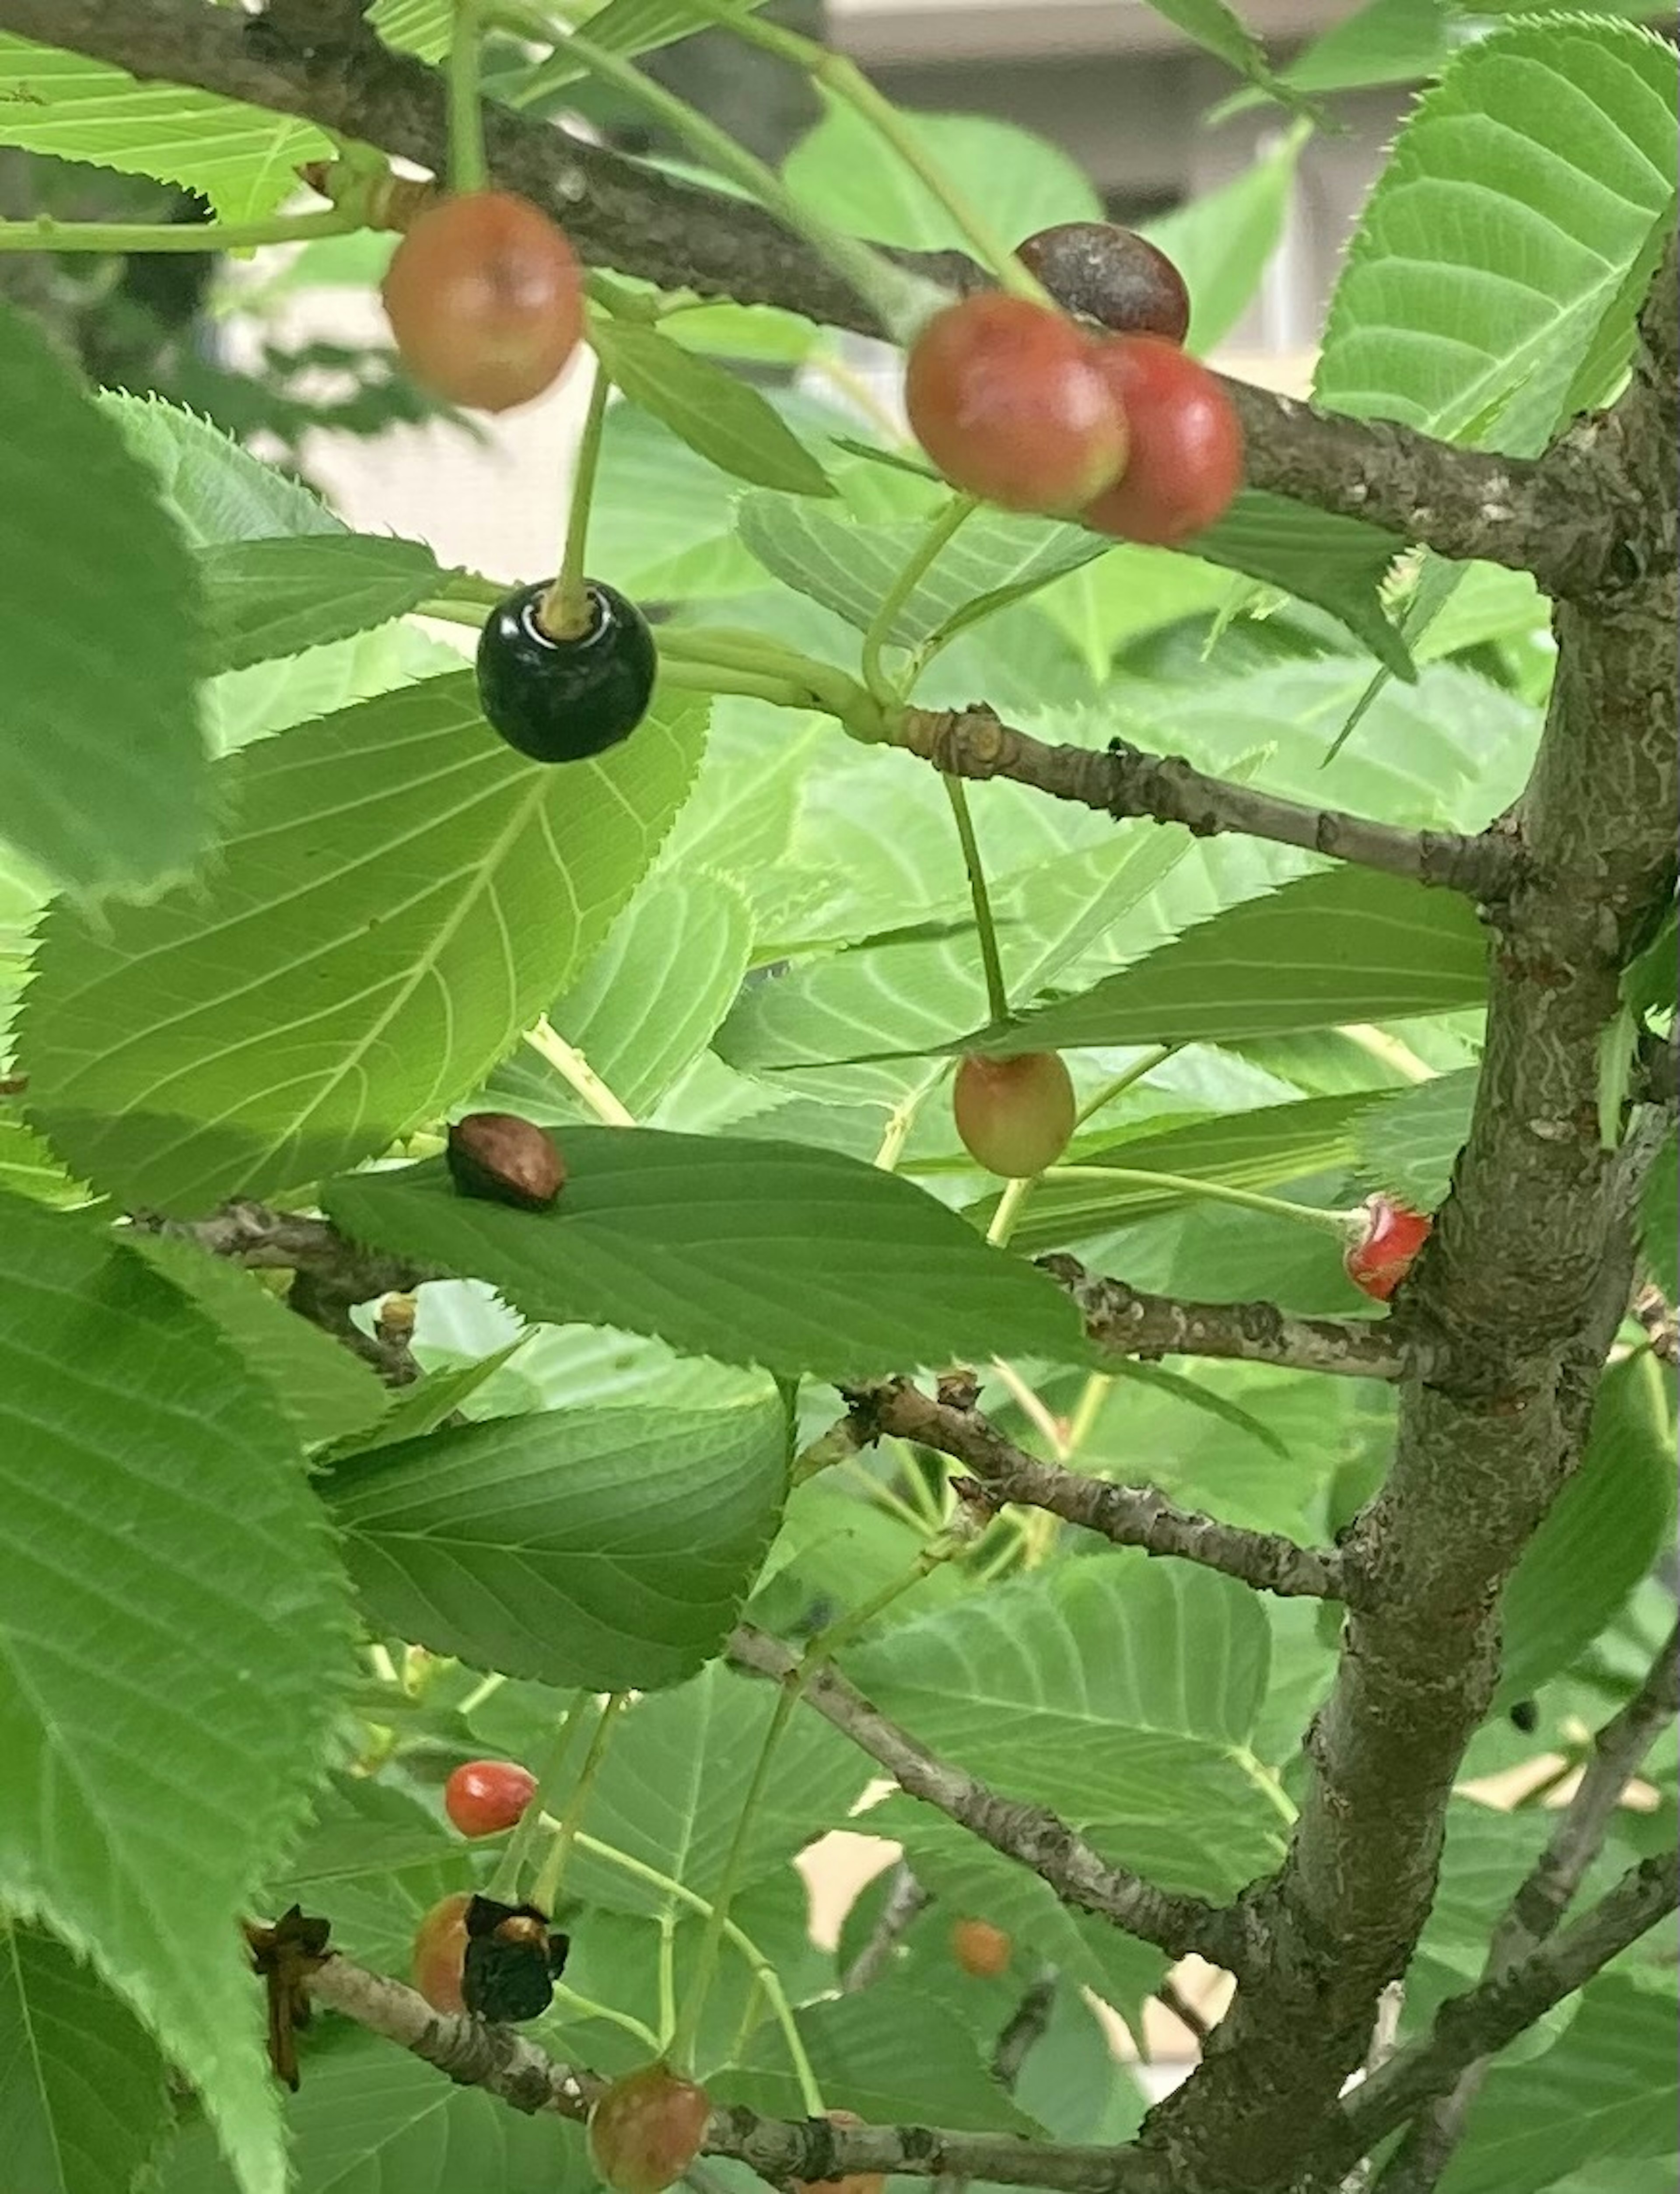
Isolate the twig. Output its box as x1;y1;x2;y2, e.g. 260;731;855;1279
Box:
991;1971;1059;2088
894;708;1523;900
841;1863;931;1992
726;1624;1244;1971
1156;1978;1212;2047
1372;1624;1680;2192
854;1378;1354;1605
1043;1258;1409;1382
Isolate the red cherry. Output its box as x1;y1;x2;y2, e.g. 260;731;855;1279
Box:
381;190;584;413
1082;335;1244;545
904;294;1128;515
444;1759;537;1837
950;1917;1012;1978
411;1891;472;2014
1016;222;1191;345
794;2111;885;2194
953;1052;1077;1180
1343;1194;1433;1301
588;2063;712;2194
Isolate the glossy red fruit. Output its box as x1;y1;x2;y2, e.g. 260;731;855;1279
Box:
950;1917;1012;1979
588;2063;712;2194
1017;221;1191;345
412;1891;472;2015
444;1759;537;1838
381;190;584;413
953;1052;1077;1180
793;2110;885;2194
1343;1194;1432;1301
1082;334;1244;546
904;293;1128;515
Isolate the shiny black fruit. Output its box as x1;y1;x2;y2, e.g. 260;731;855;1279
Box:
476;579;657;762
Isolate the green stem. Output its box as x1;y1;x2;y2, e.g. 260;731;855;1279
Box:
0;209;358;254
983;1044;1177;1267
530;1693;626;1914
690;7;1044;297
1043;1166;1356;1236
656;1910;679;2052
488;5;924;338
523;1016;637;1125
539;359;612;640
1074;1044;1177;1126
486;1694;589;1903
984;1174;1036;1250
448;0;490;194
861;493;976;705
1062;1372;1113;1460
942;775;1008;1026
553;1984;661;2053
659;660;837;711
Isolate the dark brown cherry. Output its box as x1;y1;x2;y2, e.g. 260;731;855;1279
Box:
381;190;584;413
953;1052;1077;1180
445;1111;566;1212
1017;221;1192;345
1083;334;1245;546
904;293;1128;515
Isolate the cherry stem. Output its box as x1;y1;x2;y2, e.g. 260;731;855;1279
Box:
529;1692;627;1915
1075;1044;1179;1126
0;209;360;254
485;1693;589;1904
487;5;931;340
861;491;976;706
690;5;1047;301
523;1015;637;1126
1043;1164;1358;1236
941;775;1009;1026
985;1048;1181;1249
539;358;612;641
447;0;490;195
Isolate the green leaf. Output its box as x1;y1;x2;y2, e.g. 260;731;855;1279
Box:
1640;1132;1677;1300
1278;0;1453;95
0;33;330;221
365;0;453;61
101;395;342;547
0;301;210;900
266;1779;473;1981
0;1198;354;2194
20;676;707;1210
1143;126;1309;354
845;1552;1289;1900
154;2029;598;2194
322;1129;1084;1381
590;322;833;496
1353;1067;1479;1210
539;868;756;1115
0;1925;173;2194
324;1394;787;1689
1315;21;1678;452
1496;1351;1677;1704
983;1090;1378;1254
714;1977;1039;2131
589;403;769;602
1139;0;1309;110
125;1234;388;1450
1440;1980;1679;2194
785;102;1101;254
1178;493;1413;677
201;536;444;674
490;0;777;89
735;495;1102;653
973;867;1490;1055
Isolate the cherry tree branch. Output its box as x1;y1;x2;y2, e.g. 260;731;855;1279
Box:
893;708;1524;899
851;1376;1356;1603
725;1623;1245;1971
1043;1256;1410;1382
307;1950;1172;2192
0;0;1647;598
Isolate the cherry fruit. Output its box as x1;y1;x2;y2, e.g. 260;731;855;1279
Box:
462;1894;568;2022
904;293;1128;515
412;1891;472;2014
589;2063;712;2194
476;579;658;763
444;1758;537;1837
1343;1194;1432;1301
950;1917;1012;1978
381;189;583;413
446;1111;566;1211
953;1052;1077;1179
793;2111;885;2194
1083;335;1244;546
1017;222;1191;346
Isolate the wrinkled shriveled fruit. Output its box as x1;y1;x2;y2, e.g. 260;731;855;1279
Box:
1017;221;1191;344
1343;1193;1432;1301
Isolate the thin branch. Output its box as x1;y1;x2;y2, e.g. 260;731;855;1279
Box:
893;707;1521;899
991;1971;1060;2088
1373;1623;1680;2192
307;1950;1171;2192
856;1377;1354;1604
0;0;1647;599
1327;1850;1680;2167
840;1862;931;1992
1156;1978;1213;2047
1043;1257;1409;1382
726;1624;1244;1972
